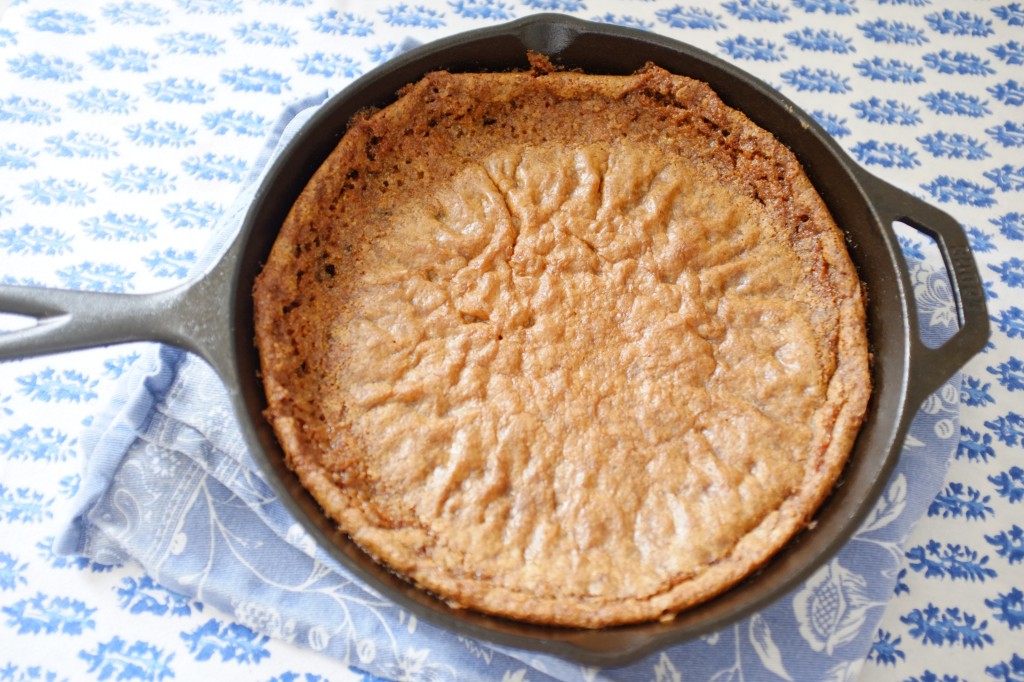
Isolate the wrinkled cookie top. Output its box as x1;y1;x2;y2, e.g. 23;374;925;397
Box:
253;62;870;627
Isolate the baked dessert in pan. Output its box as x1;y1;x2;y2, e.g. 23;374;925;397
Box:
253;56;871;628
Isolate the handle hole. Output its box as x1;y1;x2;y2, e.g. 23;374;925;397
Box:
893;220;963;349
0;312;39;335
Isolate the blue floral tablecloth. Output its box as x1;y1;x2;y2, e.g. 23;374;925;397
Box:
1;2;1022;682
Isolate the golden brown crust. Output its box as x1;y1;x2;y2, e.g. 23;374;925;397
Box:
253;63;871;628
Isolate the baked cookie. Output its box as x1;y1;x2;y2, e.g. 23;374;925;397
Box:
253;58;871;628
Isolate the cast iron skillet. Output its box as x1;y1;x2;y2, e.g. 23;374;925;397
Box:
0;14;990;666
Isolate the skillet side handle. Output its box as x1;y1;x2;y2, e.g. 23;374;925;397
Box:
858;170;991;407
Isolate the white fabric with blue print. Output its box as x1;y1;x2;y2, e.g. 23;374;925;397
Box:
0;1;1021;681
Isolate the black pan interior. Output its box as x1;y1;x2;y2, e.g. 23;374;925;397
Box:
229;14;918;665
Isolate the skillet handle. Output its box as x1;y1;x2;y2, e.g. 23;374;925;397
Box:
0;284;189;360
0;238;239;376
858;170;990;406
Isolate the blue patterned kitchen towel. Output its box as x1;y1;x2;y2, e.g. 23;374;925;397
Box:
55;96;963;682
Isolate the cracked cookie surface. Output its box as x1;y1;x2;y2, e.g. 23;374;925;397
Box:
253;62;871;627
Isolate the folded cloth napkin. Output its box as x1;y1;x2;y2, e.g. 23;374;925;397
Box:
56;96;964;682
